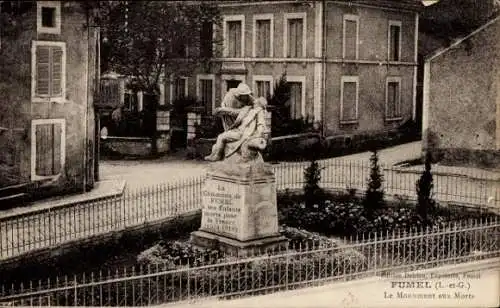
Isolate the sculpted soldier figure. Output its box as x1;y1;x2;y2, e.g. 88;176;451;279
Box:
204;96;269;163
219;83;254;131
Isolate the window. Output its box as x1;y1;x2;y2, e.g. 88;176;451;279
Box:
197;74;215;114
284;13;306;58
289;82;303;119
37;1;61;34
340;76;359;123
124;91;138;112
200;22;213;58
386;77;402;119
253;14;274;57
388;21;402;62
221;75;246;106
171;77;188;101
31;119;65;180
253;75;274;99
32;41;66;103
286;76;306;119
223;15;245;58
343;15;359;60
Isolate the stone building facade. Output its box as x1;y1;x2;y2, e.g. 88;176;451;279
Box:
0;1;99;198
163;0;421;137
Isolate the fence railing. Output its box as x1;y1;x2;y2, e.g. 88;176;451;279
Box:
1;217;499;306
0;160;498;262
0;177;204;261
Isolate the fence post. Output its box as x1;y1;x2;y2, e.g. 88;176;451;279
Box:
373;231;377;275
186;111;202;145
285;248;289;290
48;208;52;247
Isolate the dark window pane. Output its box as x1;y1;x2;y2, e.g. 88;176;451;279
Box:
41;7;55;28
390;25;400;61
200;22;213;58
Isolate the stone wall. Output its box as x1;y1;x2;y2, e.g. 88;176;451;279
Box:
424;18;500;168
101;135;170;158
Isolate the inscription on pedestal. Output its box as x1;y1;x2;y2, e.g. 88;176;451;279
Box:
201;181;243;238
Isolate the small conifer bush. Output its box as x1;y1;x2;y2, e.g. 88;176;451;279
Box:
363;150;385;218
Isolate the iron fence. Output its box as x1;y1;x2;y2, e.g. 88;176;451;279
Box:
1;217;499;306
0;177;204;261
0;160;498;263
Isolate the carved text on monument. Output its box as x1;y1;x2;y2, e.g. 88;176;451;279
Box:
201;182;243;236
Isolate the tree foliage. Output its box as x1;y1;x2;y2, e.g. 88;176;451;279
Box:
304;160;324;208
363;150;385;218
420;0;500;42
416;152;436;225
96;1;221;95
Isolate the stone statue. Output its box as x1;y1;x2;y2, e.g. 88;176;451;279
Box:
220;83;254;131
205;97;269;164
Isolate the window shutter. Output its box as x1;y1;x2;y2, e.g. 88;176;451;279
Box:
36;46;51;96
345;20;357;59
289;82;302;119
257;20;271;57
288;20;296;57
342;82;357;121
295;19;303;57
35;124;54;176
235;22;242;57
52;123;62;175
51;46;63;96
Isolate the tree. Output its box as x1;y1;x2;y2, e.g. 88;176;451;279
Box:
95;1;221;153
363;150;385;218
304;160;324;208
416;152;436;225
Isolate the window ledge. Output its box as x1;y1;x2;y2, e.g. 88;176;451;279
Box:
385;117;403;122
32;174;61;182
32;97;66;104
340;120;359;125
38;27;61;35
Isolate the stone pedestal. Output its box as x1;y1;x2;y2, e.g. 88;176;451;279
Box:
191;162;287;257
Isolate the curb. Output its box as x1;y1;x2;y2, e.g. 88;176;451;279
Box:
0;179;127;220
388;167;500;181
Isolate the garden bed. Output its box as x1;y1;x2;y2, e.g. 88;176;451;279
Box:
1;188;498;306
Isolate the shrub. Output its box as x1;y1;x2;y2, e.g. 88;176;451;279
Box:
195;115;224;139
268;73;291;127
416;152;437;225
137;240;224;268
303;160;324;208
363;150;385;218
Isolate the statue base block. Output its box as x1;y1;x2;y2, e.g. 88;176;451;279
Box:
191;230;287;257
191;161;288;257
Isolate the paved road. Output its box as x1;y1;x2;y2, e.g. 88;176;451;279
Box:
100;142;423;190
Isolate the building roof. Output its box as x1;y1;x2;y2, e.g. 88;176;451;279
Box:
216;0;424;11
426;15;500;61
333;0;424;11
